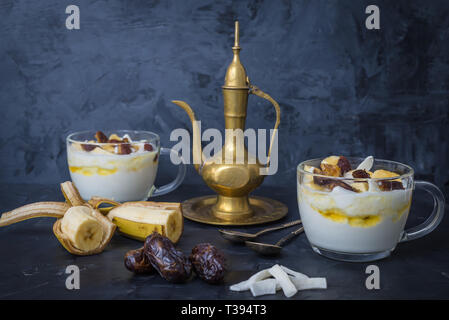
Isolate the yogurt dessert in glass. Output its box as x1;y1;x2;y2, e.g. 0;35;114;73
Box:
67;130;185;202
297;156;445;262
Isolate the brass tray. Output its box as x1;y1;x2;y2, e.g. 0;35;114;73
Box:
182;195;288;226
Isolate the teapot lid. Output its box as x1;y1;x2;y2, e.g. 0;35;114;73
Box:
223;21;249;90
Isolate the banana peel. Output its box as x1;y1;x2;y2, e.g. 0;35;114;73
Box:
0;181;116;256
88;197;121;214
0;202;69;226
60;181;85;206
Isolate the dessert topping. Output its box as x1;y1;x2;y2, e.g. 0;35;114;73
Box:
117;143;132;155
352;169;371;179
95;131;108;143
74;131;155;155
144;143;153;151
305;156;405;193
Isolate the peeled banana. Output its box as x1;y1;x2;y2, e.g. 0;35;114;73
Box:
107;202;183;243
60;206;104;251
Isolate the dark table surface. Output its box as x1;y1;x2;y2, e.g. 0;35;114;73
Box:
0;182;448;300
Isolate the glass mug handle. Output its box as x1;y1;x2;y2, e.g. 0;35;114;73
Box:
399;180;445;242
148;147;186;197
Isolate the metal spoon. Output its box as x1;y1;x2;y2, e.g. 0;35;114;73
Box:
245;226;304;255
218;220;301;243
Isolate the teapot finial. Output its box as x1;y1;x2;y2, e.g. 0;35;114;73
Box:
234;21;240;48
223;21;248;89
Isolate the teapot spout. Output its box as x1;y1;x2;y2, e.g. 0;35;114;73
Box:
172;100;203;172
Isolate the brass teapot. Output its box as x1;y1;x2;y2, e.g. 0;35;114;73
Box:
172;21;286;225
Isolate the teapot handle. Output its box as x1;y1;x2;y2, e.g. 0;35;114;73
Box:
249;85;280;167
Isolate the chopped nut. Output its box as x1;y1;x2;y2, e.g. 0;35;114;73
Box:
95;131;108;143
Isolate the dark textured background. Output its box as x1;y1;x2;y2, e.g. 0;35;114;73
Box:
0;0;448;195
0;0;449;301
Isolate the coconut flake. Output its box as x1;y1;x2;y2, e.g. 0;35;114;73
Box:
230;265;327;298
281;266;309;281
122;134;133;142
356;156;374;171
229;269;271;292
281;266;327;290
268;264;297;298
249;279;277;297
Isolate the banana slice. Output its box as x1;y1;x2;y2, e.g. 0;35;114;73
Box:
108;201;183;243
321;156;340;166
371;169;399;179
60;206;104;252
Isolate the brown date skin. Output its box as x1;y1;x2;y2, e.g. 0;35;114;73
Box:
312;168;355;192
337;156;352;174
378;180;404;191
144;232;192;283
312;168;333;186
190;243;226;284
95;131;108;143
124;248;154;274
81;144;96;152
352;169;370;178
328;180;355;192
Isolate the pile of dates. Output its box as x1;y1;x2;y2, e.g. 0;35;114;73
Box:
124;232;226;284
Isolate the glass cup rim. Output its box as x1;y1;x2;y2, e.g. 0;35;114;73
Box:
297;157;415;181
66;130;160;146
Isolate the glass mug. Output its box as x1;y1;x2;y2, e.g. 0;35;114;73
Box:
67;130;186;202
297;157;445;262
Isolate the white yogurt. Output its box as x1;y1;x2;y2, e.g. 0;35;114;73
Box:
297;181;412;253
68;145;159;202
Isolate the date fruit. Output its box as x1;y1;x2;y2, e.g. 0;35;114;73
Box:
95;131;108;143
352;169;370;179
337;156;352;174
124;247;154;274
117;143;132;155
190;243;226;284
144;232;192;283
328;180;355;192
378;180;404;191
